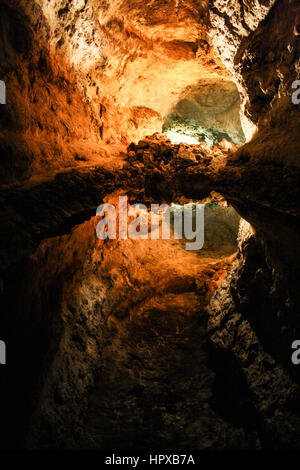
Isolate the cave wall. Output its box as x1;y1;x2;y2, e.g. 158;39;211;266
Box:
206;0;300;449
0;0;106;184
210;0;300;158
40;0;226;118
208;220;300;449
0;0;232;184
17;193;240;449
2;0;298;185
209;0;300;346
1;0;300;451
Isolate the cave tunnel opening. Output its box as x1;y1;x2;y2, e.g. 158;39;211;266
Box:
168;199;241;258
162;78;246;147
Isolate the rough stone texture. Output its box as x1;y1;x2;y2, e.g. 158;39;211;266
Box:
1;132;300;449
163;78;245;145
0;0;231;184
0;0;111;184
209;0;300;147
1;1;299;182
208;221;300;449
39;0;226;117
21;197;243;449
1;0;300;451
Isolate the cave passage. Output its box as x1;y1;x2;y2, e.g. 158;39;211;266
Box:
162;78;246;147
79;202;242;450
27;197;242;449
1;0;300;453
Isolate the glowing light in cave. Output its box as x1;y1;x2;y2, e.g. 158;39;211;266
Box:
165;130;200;145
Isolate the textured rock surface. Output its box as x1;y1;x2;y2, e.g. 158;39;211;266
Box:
0;0;300;451
1;131;300;449
0;0;231;184
208;221;300;449
1;0;299;184
21;197;242;449
210;0;300;146
0;0;111;184
163;78;245;146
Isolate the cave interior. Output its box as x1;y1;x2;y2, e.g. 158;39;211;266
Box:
0;0;300;451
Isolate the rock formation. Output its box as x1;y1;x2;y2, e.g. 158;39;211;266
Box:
0;0;300;450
